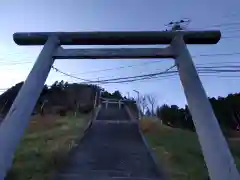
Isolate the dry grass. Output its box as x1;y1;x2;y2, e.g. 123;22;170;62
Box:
6;113;89;180
140;118;240;180
140;119;208;180
140;118;157;133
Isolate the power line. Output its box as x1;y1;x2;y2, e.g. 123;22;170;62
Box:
1;66;240;91
0;62;33;66
196;61;240;66
210;22;240;28
72;60;164;75
129;74;240;84
221;29;240;33
49;50;240;84
51;50;240;84
109;70;240;84
92;66;240;83
197;65;240;69
103;65;177;84
51;66;93;82
194;52;240;57
154;64;240;73
3;46;239;86
97;68;240;84
80;61;240;79
110;69;240;84
61;52;240;76
198;22;240;29
52;63;240;85
52;64;177;84
221;36;240;39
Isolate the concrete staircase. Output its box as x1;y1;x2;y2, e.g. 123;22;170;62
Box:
53;106;163;180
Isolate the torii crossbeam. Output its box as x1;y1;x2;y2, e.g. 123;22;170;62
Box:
0;31;239;180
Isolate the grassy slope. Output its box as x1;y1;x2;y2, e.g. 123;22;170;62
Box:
6;114;89;180
140;119;240;180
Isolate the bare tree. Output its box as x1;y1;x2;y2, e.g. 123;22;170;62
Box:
139;95;148;114
146;94;157;116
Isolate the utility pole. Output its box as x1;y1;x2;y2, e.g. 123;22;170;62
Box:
127;92;130;99
133;90;141;120
99;89;103;106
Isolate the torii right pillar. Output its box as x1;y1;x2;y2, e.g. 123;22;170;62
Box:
171;34;240;180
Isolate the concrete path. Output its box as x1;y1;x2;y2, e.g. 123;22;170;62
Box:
53;107;163;180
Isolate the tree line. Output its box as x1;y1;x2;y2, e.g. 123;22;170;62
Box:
156;94;240;132
138;93;240;132
1;81;239;132
0;81;136;116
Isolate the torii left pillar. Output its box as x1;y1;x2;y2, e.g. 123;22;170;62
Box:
0;36;59;179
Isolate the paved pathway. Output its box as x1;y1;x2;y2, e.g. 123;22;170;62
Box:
53;107;164;180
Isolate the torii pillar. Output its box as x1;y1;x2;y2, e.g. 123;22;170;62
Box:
0;31;238;180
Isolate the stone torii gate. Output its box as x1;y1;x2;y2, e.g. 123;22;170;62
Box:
0;31;239;180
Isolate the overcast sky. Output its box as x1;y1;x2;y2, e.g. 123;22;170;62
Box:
0;0;240;107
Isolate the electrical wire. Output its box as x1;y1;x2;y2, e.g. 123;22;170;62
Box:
196;21;240;30
209;22;240;28
194;52;240;57
59;52;240;76
106;70;240;84
51;49;240;84
0;62;33;66
101;65;177;84
45;51;240;85
196;61;240;66
52;64;177;84
221;36;240;39
110;70;240;84
52;64;240;85
51;66;93;82
1;66;240;91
